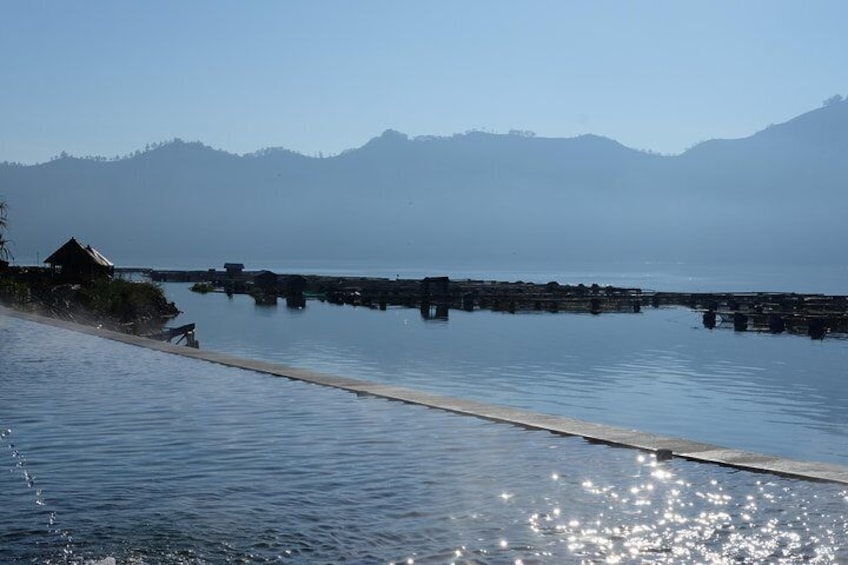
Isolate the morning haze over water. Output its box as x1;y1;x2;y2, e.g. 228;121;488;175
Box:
5;98;848;273
3;2;848;563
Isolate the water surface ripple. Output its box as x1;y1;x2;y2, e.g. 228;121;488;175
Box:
167;284;848;466
2;313;847;563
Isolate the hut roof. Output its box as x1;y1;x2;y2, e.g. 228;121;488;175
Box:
84;244;113;268
44;237;114;268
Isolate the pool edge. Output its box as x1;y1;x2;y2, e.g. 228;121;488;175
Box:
5;306;847;485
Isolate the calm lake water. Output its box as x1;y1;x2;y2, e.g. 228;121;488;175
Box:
2;267;848;563
2;313;848;564
166;283;848;467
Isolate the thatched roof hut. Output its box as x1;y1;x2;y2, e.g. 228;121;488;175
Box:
44;237;114;282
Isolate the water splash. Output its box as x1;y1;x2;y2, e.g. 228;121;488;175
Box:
2;427;76;563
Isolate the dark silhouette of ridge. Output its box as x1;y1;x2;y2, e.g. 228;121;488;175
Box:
684;96;848;158
2;98;846;269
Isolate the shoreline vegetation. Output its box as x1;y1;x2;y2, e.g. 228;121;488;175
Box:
0;201;177;336
0;266;179;335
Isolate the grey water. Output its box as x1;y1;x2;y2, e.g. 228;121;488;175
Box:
2;313;847;564
5;260;848;564
165;283;848;468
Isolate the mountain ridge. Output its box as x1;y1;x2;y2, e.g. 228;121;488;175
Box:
6;95;848;167
2;98;846;269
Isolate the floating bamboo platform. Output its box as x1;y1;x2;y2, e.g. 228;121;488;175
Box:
137;268;848;338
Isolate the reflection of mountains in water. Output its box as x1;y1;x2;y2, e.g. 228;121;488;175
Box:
3;98;848;268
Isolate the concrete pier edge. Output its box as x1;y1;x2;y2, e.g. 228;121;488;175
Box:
5;306;848;485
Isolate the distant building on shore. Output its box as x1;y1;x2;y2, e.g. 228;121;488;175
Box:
44;237;114;283
224;262;245;278
254;270;278;292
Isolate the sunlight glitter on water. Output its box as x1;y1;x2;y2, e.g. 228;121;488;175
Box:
529;456;848;563
2;314;847;563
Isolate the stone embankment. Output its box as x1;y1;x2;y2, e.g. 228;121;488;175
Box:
143;268;848;338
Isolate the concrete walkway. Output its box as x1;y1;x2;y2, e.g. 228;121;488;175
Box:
5;307;848;485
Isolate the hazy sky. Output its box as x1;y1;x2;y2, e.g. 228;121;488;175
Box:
2;0;846;164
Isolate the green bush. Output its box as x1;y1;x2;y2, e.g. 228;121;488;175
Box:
80;279;179;324
191;282;215;293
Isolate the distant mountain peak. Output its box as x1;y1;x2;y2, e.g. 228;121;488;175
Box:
3;97;848;268
684;94;848;156
378;129;409;141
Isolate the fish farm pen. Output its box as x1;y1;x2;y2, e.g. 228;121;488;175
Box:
140;267;848;339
